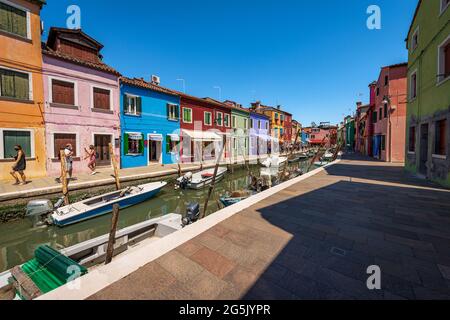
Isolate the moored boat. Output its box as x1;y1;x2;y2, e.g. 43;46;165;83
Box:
176;167;227;190
260;156;288;168
219;190;252;207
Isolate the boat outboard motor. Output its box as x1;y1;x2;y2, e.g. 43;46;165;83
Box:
182;202;200;226
25;199;54;227
178;172;193;190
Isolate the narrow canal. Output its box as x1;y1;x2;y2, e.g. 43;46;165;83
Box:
0;160;314;273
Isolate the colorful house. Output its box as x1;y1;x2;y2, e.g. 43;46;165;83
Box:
179;95;231;163
0;0;46;180
354;102;370;155
344;116;355;151
371;63;408;162
248;110;270;157
42;28;121;176
224;101;250;160
301;128;310;146
405;0;450;186
120;77;181;168
292;120;302;144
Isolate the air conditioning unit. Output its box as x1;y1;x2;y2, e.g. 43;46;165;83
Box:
151;75;160;85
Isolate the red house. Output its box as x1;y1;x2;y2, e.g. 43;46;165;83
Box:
178;94;232;163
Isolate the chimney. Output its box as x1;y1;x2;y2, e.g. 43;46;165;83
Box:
151;75;160;86
277;105;281;110
356;101;362;108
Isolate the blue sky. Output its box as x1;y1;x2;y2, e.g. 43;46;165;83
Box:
41;0;418;126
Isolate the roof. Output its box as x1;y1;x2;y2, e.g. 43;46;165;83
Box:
406;0;422;42
26;0;46;7
120;77;180;97
252;104;293;116
46;27;104;50
381;62;408;69
42;43;121;76
248;110;270;119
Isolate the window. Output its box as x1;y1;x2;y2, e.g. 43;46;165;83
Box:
166;135;178;154
51;79;75;105
182;108;192;123
224;114;230;127
258;120;261;129
167;104;179;121
384;103;388;118
410;71;417;100
411;27;419;51
265;122;268;130
280;128;284;137
249;119;253;129
384;75;389;86
409;126;416;152
124;94;141;116
93;87;111;110
204;112;212;126
232;115;236;128
441;0;450;14
372;111;378;124
216;112;223;126
381;135;386;151
379;108;383;120
244;118;248;129
434;119;447;156
233;137;237;149
1;129;32;159
376;88;379;96
0;67;31;100
0;1;29;39
311;134;315;139
53;133;77;158
437;36;450;83
124;133;144;155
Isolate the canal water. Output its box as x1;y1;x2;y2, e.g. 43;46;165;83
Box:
0;160;313;273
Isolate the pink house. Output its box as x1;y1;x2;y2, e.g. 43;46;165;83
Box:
42;28;121;176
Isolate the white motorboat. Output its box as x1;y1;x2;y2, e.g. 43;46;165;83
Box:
176;167;228;190
260;156;288;168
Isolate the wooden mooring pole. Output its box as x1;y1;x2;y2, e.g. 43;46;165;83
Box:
59;150;69;205
201;137;226;219
109;143;121;191
105;204;120;265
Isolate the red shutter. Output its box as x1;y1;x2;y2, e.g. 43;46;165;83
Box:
93;88;111;110
53;134;77;158
445;43;450;77
52;80;75;105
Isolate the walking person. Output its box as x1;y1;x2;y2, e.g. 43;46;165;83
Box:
56;144;74;183
84;145;97;175
10;145;27;185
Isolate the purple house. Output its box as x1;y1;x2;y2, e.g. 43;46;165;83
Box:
248;111;270;157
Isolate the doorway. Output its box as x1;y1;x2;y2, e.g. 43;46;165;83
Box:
148;139;162;164
94;134;112;166
419;123;429;175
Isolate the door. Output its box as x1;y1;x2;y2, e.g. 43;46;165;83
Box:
94;134;112;166
419;123;429;175
148;140;161;163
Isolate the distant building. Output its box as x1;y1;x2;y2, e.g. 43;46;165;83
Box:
405;0;450;187
248;111;270;157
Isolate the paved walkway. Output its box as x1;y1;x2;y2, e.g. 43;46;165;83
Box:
89;155;450;300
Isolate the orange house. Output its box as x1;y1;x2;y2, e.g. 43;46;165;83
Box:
0;0;46;180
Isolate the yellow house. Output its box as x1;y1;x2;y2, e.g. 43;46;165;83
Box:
0;0;46;180
250;101;293;143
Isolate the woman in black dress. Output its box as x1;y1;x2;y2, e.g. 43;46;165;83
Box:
10;145;27;185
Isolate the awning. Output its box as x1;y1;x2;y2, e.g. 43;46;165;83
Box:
149;134;163;141
182;129;221;141
127;132;143;140
167;134;180;142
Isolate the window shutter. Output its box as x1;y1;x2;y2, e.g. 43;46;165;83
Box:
123;133;129;154
136;97;142;115
123;95;129;114
166;136;171;154
176;105;180;120
139;134;145;153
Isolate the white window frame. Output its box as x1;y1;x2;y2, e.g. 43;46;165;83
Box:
167;103;178;121
411;26;419;52
50;131;80;159
437;34;450;85
90;84;113;111
0;65;33;101
0;0;31;40
440;0;450;15
124;93;139;115
48;76;78;106
182;107;193;124
409;69;418;101
125;132;144;156
224;114;230;128
216;111;223;126
204;111;212;126
0;128;35;159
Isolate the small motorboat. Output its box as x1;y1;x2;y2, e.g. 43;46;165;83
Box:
260;156;288;168
298;152;308;160
176;167;227;190
288;156;301;163
314;161;329;167
219;190;252;207
0;213;184;300
25;182;167;227
323;151;334;160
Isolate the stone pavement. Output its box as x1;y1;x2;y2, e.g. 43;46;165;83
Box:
89;154;450;300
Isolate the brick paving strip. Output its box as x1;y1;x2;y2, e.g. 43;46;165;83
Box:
45;155;450;299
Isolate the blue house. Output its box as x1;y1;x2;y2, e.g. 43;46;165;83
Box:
120;77;181;168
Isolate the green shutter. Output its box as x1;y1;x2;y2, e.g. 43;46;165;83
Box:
166;104;170;119
139;134;144;153
136;97;142;115
3;130;31;158
14;72;29;100
123;95;129;114
123;133;129;155
0;69;15;98
0;3;27;38
166;136;171;154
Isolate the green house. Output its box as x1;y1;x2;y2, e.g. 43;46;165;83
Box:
405;0;450;187
231;108;250;160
